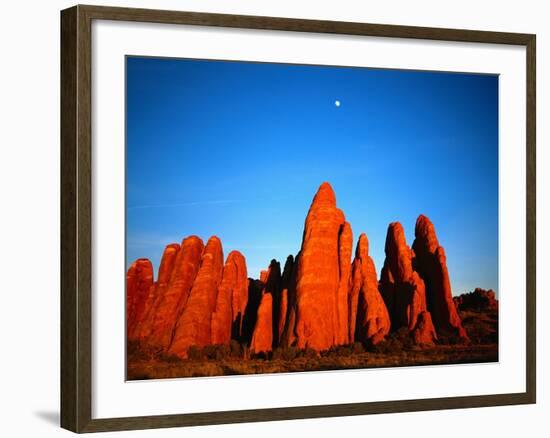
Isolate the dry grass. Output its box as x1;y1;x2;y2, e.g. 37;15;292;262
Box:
127;310;499;381
127;343;498;380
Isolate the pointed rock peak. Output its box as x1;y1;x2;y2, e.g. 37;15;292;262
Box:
384;222;413;284
182;235;204;247
157;243;181;284
204;235;223;253
311;181;337;207
385;222;407;249
130;258;153;269
414;214;440;253
226;250;245;264
355;233;369;258
164;243;180;252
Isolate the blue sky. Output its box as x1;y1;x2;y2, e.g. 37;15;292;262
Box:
126;56;498;296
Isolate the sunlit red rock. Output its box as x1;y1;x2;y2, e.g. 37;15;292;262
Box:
295;182;346;351
250;293;273;354
336;221;353;345
412;215;469;341
168;236;224;358
379;223;438;345
212;250;248;345
135;243;180;340
350;234;390;345
385;222;414;284
126;258;154;340
147;236;204;348
278;289;288;344
228;252;249;339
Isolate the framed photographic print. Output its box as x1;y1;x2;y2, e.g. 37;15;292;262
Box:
60;4;536;433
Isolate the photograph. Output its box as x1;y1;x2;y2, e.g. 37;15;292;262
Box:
125;56;499;380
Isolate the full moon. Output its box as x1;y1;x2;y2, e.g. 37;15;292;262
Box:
335;100;341;107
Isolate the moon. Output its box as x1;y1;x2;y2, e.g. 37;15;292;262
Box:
335;100;341;107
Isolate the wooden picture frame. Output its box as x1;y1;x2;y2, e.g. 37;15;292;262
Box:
61;4;536;433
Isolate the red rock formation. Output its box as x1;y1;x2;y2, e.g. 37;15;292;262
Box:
241;278;264;343
279;253;299;348
147;237;204;348
336;222;353;345
250;293;273;354
211;251;247;345
412;311;438;345
264;260;282;348
412;215;469;341
350;234;391;345
278;289;288;344
380;223;437;345
294;182;346;351
126;258;154;340
277;255;294;345
228;252;249;339
135;243;180;340
168;237;224;358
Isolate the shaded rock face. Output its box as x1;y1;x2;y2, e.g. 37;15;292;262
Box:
350;234;390;345
412;215;468;341
277;255;294;345
169;237;224;358
241;278;264;344
126;258;154;340
147;237;204;348
279;253;299;348
379;223;437;345
294;182;347;351
212;251;248;345
380;223;423;329
264;260;282;348
249;260;281;352
412;311;438;345
250;293;273;354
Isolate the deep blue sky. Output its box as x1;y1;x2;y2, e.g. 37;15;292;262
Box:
126;56;498;296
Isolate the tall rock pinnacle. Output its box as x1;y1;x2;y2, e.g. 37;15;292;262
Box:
212;250;248;345
147;236;204;348
126;258;154;340
412;215;468;341
349;234;391;345
380;222;437;344
294;182;348;351
169;236;224;358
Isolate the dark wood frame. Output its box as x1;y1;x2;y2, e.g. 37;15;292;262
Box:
61;4;536;433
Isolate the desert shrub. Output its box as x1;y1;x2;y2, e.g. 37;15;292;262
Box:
229;340;243;358
299;348;318;359
187;345;206;360
158;352;183;364
203;344;232;360
126;340;163;361
272;346;299;361
251;350;271;360
370;328;413;354
351;342;365;355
